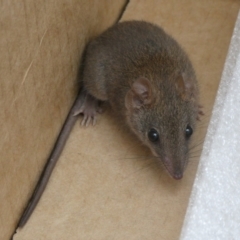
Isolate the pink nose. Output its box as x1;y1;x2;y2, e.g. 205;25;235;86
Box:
173;172;183;180
162;157;184;180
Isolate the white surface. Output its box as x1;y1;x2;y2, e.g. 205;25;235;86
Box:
180;11;240;240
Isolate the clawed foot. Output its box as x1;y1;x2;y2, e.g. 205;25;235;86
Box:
80;99;102;126
72;91;102;127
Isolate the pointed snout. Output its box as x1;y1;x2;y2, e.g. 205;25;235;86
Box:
163;157;184;180
172;171;183;180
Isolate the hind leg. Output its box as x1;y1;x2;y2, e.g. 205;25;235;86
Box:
73;88;102;126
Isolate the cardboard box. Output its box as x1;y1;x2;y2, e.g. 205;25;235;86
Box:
1;0;239;239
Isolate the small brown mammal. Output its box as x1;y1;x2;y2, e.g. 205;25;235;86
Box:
17;21;200;229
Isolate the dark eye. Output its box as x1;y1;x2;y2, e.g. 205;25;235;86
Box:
185;125;193;138
148;128;159;142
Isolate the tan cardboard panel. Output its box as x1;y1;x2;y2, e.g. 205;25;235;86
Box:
121;0;240;239
0;0;126;239
4;0;239;240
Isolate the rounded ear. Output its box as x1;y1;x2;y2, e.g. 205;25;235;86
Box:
175;73;197;101
125;77;153;110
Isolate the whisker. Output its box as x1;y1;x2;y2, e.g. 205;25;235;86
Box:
124;162;157;178
189;155;201;159
121;155;158;160
196;124;210;129
187;160;199;169
189;146;204;152
188;150;203;157
189;140;205;150
189;151;202;157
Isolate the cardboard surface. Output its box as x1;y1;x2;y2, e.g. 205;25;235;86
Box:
1;0;239;239
0;1;126;239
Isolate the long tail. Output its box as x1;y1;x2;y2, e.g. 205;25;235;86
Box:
17;91;85;228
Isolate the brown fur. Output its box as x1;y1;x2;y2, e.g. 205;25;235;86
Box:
17;21;200;228
83;21;199;178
